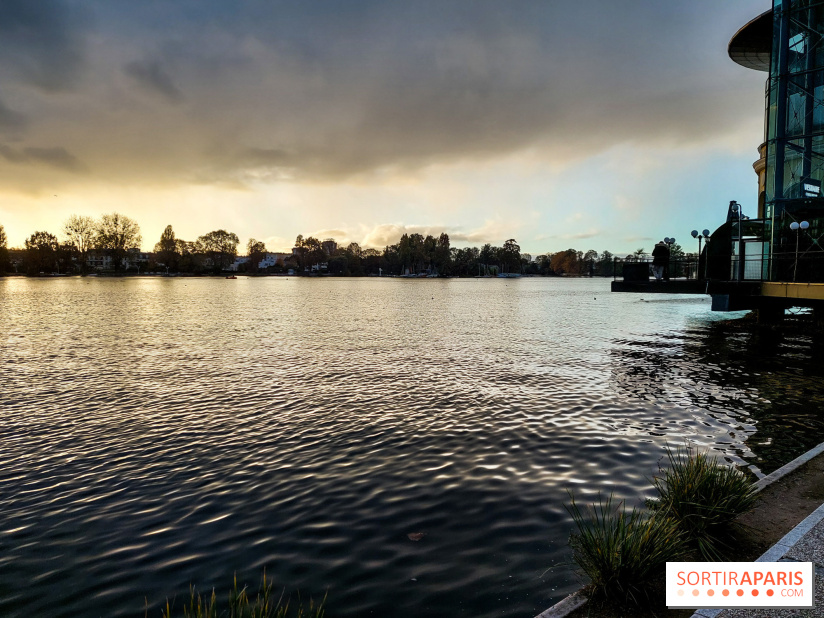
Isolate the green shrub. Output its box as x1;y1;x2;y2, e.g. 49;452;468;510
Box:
566;493;685;605
648;446;758;560
159;571;326;618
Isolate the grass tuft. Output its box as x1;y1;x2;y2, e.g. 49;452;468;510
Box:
566;492;685;605
648;445;758;560
159;570;326;618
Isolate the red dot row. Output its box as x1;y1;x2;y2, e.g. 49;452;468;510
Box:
681;589;775;597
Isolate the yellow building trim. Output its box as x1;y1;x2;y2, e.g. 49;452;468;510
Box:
761;282;824;301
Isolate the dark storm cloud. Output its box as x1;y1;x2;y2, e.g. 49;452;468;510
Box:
0;0;767;188
0;100;27;131
124;60;184;103
0;144;88;173
0;0;87;91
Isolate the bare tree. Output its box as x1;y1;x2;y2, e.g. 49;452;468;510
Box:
96;213;142;272
62;215;96;273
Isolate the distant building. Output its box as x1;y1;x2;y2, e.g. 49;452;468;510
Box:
229;256;249;272
86;249;151;271
230;253;292;271
259;252;290;269
322;239;337;255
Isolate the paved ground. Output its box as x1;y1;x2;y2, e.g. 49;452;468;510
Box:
691;502;824;618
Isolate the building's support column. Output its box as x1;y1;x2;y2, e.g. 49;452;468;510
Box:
757;301;786;325
813;306;824;329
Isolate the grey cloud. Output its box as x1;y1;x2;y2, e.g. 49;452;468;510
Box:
242;148;291;166
359;222;513;248
0;100;27;131
0;0;766;187
538;229;602;241
124;60;184;103
0;144;88;173
0;145;27;164
566;230;601;240
24;147;88;173
0;0;87;91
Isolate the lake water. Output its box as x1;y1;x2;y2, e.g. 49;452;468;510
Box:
2;277;824;617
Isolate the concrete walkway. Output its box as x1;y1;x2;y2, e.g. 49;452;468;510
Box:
691;500;824;618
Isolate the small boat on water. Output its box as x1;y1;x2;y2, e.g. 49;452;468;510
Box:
497;272;522;278
225;275;237;279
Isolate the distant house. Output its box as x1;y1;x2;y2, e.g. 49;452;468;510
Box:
86;251;113;271
125;249;151;271
230;253;290;271
229;256;249;272
259;252;290;269
86;249;151;271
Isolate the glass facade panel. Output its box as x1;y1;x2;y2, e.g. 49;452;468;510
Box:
763;0;824;281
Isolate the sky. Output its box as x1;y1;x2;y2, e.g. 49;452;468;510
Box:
0;0;770;256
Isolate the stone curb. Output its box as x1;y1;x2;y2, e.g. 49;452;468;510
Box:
533;440;824;618
534;590;588;618
753;441;824;493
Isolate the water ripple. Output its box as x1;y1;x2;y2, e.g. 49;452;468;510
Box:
1;278;824;616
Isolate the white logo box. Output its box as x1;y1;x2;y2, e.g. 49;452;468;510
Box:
666;562;814;609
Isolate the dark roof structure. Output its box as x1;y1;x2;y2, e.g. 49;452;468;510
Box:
728;9;772;72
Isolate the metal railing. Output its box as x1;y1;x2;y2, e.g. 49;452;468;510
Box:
769;250;824;283
612;257;699;282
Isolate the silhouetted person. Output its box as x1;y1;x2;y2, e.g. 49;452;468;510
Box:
652;241;669;281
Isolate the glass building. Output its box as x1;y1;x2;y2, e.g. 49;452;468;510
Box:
730;0;824;284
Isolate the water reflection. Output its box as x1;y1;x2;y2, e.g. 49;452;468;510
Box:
1;278;823;617
610;316;824;475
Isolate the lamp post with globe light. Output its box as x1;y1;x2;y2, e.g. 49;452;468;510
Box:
790;220;810;282
691;229;711;279
664;237;676;279
729;201;745;281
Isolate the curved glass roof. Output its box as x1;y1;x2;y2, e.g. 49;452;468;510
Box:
728;9;772;72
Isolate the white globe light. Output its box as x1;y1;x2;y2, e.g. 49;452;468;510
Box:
801;221;810;230
791;222;800;231
691;230;698;238
702;229;711;237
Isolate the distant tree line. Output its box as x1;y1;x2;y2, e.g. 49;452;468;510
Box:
0;214;244;276
0;216;664;277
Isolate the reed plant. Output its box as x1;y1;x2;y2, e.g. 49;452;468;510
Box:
648;445;758;560
566;493;685;605
159;571;326;618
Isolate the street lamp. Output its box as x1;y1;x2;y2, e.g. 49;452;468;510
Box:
691;230;710;279
729;201;745;281
790;220;810;282
663;237;675;280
